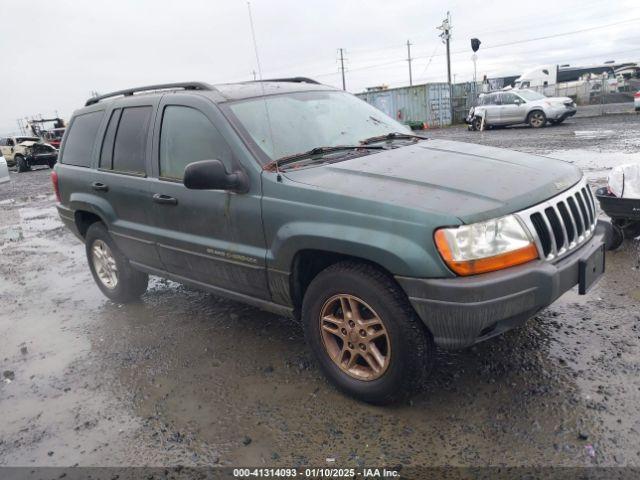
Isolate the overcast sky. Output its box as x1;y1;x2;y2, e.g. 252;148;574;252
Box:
1;0;639;135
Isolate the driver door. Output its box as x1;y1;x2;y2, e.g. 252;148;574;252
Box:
499;92;526;124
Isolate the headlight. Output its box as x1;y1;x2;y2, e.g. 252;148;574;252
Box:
434;215;539;276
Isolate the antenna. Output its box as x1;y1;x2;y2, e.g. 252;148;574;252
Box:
247;2;279;175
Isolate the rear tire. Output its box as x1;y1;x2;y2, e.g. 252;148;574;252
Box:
527;110;547;128
85;222;148;303
15;155;30;172
301;261;434;404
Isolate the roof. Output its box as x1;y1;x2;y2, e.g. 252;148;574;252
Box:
214;81;336;101
84;78;336;107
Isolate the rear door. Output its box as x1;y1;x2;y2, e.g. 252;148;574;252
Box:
145;94;270;300
90;100;163;269
482;93;502;124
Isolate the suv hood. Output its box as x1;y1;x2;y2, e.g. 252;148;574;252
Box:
282;139;582;224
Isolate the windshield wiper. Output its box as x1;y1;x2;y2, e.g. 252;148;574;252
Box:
264;145;384;171
360;132;427;145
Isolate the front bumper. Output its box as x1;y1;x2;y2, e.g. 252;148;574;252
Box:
396;220;608;350
548;106;577;121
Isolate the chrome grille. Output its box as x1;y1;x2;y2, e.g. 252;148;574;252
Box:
515;179;597;261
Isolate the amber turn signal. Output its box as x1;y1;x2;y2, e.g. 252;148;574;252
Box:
434;230;539;276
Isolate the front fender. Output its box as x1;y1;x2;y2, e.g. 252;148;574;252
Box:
267;220;454;278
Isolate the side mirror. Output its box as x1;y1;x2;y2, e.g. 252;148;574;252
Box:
183;159;249;193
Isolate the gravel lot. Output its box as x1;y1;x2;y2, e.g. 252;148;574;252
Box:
1;113;639;470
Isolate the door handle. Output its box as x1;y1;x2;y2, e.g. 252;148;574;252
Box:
91;182;108;192
152;193;178;205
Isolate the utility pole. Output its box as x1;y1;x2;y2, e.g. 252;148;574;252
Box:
406;40;413;86
338;48;346;90
438;12;453;121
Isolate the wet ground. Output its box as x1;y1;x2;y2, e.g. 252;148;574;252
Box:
1;114;639;469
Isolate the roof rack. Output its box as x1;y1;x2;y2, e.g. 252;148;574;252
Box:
256;77;320;85
85;82;214;106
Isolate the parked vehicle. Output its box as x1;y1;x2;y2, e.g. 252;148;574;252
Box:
44;127;66;149
54;80;608;404
466;89;577;130
0;136;58;172
596;163;640;249
0;155;9;184
635;90;640;111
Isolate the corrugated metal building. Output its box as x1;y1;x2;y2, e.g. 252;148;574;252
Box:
356;83;452;128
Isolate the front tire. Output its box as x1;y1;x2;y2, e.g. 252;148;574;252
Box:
15;155;30;172
85;222;148;302
301;261;434;404
527;110;547;128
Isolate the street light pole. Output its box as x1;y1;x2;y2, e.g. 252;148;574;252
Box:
406;40;413;86
438;12;453;122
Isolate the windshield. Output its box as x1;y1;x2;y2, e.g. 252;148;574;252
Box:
516;90;546;101
227;91;410;162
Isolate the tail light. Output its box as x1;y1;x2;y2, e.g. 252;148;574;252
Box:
51;170;61;202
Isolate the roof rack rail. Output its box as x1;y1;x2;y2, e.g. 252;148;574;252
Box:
257;77;320;85
85;82;214;106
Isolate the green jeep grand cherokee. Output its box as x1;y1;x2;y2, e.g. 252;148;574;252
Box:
53;79;608;404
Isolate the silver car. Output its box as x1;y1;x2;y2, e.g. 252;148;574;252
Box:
466;89;577;130
0;155;9;184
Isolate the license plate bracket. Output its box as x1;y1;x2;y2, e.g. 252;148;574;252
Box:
579;243;605;294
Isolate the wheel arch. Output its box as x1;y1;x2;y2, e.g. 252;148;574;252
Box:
288;249;406;319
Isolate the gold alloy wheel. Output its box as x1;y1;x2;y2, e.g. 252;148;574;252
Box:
319;294;391;381
91;239;118;289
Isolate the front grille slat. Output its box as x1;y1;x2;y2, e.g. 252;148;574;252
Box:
574;193;590;233
544;207;565;252
557;202;576;244
566;197;584;236
580;188;594;225
519;179;596;262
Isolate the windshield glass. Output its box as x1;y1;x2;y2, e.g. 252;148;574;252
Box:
516;90;546;101
228;91;410;162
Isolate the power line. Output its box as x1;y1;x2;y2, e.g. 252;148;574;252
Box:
445;17;640;57
315;16;640;81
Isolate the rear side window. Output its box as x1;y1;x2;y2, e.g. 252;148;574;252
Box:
111;106;152;174
99;109;121;170
159;105;231;180
60;111;104;167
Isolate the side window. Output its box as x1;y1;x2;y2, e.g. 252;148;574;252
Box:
99;109;121;170
112;106;152;174
159;105;231;180
502;93;517;104
489;94;501;105
60;111;104;167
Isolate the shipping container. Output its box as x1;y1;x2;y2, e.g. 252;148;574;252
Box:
356;83;452;128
